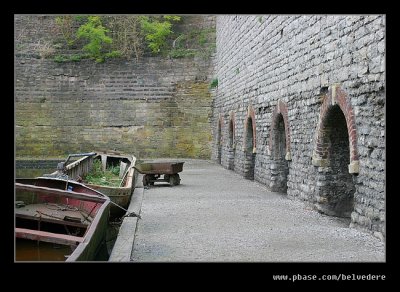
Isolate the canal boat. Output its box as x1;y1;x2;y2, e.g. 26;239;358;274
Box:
46;151;137;218
15;177;111;261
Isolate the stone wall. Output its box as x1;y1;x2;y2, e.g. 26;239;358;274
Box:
15;15;215;160
213;15;385;239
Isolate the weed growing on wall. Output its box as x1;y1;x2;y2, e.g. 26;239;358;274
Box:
210;78;218;89
51;15;183;63
139;15;181;54
169;28;216;59
76;16;121;63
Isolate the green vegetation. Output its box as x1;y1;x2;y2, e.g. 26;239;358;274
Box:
49;15;215;63
169;28;215;59
76;16;120;63
53;54;85;63
52;15;183;63
139;15;181;54
107;16;142;60
84;159;121;187
55;16;76;47
210;78;218;89
169;48;196;58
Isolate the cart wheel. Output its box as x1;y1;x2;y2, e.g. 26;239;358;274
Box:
143;175;150;186
164;174;170;182
169;174;180;186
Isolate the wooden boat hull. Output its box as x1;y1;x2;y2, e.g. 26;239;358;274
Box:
86;183;133;217
15;177;111;262
53;151;137;218
68;198;110;261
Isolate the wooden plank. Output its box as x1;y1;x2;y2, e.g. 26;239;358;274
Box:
101;154;107;172
65;155;87;170
16;213;89;228
119;162;127;179
15;183;106;203
15;228;83;246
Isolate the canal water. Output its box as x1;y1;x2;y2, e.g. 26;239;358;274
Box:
15;238;72;261
15;165;120;262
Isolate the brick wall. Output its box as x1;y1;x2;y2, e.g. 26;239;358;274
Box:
213;15;385;238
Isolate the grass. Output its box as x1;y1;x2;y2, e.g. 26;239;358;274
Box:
84;159;121;187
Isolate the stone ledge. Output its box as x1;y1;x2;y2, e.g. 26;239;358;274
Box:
312;156;329;167
108;186;144;262
348;160;360;174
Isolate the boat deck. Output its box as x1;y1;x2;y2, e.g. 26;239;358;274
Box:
15;203;91;228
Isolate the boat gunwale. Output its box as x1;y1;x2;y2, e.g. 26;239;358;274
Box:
15;181;108;203
67;196;110;261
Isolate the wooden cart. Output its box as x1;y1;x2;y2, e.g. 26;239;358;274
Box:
133;161;184;186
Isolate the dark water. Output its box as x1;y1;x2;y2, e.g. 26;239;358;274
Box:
15;168;54;178
15;165;120;262
16;238;72;261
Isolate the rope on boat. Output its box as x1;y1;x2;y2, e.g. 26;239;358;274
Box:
36;210;64;220
108;200;141;219
45;202;78;211
79;211;92;223
81;203;97;223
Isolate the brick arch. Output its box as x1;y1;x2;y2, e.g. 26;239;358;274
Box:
312;84;359;174
243;105;256;153
269;100;291;160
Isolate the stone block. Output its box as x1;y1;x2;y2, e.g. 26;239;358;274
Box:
348;160;360;174
312;156;329;167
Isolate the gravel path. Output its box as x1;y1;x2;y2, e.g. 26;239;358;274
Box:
131;159;385;262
